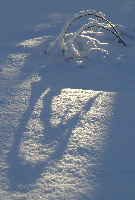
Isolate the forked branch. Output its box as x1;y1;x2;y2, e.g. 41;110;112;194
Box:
47;9;126;57
60;9;125;46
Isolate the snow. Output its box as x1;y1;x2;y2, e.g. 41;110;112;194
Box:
0;0;135;199
47;9;126;59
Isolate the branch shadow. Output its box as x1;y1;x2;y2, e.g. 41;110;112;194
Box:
6;54;99;192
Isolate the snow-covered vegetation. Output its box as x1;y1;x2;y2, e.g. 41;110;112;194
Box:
47;9;126;59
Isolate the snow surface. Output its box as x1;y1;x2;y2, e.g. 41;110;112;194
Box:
0;0;135;200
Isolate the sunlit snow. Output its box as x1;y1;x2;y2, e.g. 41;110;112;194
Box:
0;1;135;200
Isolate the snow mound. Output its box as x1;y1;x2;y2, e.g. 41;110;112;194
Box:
46;9;126;61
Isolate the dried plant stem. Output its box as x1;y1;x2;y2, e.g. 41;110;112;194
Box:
61;11;126;46
72;25;126;46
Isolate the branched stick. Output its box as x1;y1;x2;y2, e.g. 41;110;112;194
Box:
71;24;126;46
60;10;126;46
47;9;126;57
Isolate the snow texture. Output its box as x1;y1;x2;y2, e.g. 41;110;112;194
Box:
0;0;135;200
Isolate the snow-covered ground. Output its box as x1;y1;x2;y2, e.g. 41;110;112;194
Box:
0;0;135;199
